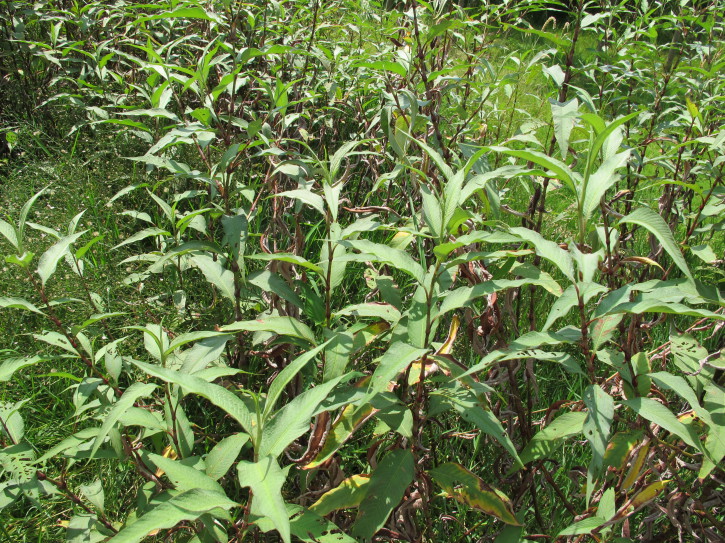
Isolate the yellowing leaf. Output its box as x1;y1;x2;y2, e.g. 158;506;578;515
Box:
429;462;520;526
309;474;371;516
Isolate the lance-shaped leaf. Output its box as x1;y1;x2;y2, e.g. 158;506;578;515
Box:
341;239;426;284
351;449;414;542
146;453;225;494
0;297;45;315
310;474;371;516
263;342;329;419
509;227;575;282
359;342;428;408
429;462;520;525
581;150;630;224
205;433;249;481
550;97;579;160
583;385;614;475
89;382;157;458
489;147;576;192
515;411;588;469
619;207;693;282
37;231;86;286
258;375;346;458
221;316;316;345
108;489;236;543
278;189;325;216
238;456;290;543
131;360;254;435
0;218;19;250
621;397;699;450
192;254;235;301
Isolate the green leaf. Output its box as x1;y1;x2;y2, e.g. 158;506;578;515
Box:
557;517;606;536
90;382;157;459
205;433;249;481
516;412;588;469
309;474;371;515
130;360;254;436
221;316;316;345
619;208;693;282
147;453;224;494
259;376;345;458
621;397;698;449
590;313;623;350
583;385;614;474
37;231;86;286
0;356;47;381
289;506;357;543
420;183;443;239
108;489;236;543
264;342;329;418
351;449;414;542
0;219;19;251
490;147;576;192
446;391;522;469
341;240;426;284
509;227;575;282
238;456;290;543
192;254;235;301
581;150;630;224
0;297;45;315
550;98;579;160
429;462;520;525
278;189;325;216
360;342;427;407
113;227;169;250
356;60;407;77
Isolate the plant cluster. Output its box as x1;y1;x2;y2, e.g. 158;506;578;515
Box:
0;0;723;541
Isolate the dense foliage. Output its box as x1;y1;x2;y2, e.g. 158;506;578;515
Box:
1;0;723;541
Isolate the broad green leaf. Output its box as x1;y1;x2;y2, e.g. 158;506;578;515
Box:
131;360;254;435
205;433;249;481
278;189;325;216
590;314;623;350
619;208;693;282
37;231;86;286
341;240;426;284
356;60;407;77
221;316;316;345
335;303;401;324
192;254;235;301
264;342;329;418
446;391;522;469
289;506;357;543
147;453;224;493
309;474;371;516
420;183;443;239
621;397;698;450
247;270;303;309
90;382;157;458
108;489;236;543
0;297;44;315
557;517;605;536
509;227;575;282
429;462;520;525
0;219;18;250
112;227;169;250
258;376;345;458
516;411;588;468
581;150;630;224
490;147;576;192
351;449;414;542
0;356;47;381
550;98;579;160
361;342;427;406
583;385;614;475
238;456;290;543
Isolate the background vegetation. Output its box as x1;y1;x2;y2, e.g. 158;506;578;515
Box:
1;0;723;541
